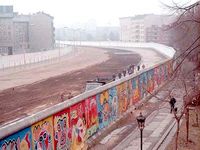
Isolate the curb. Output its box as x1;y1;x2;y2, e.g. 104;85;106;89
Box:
152;119;176;150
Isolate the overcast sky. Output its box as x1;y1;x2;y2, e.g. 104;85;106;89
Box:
0;0;197;27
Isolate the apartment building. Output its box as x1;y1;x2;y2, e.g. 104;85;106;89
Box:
29;12;55;52
0;6;14;54
0;6;55;54
119;14;174;43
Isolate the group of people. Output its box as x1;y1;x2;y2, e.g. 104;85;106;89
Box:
112;64;146;81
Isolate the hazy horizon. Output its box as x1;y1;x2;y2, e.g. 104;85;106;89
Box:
0;0;197;27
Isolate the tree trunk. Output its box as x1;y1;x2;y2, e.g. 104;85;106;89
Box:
175;119;180;150
186;107;189;143
195;109;199;127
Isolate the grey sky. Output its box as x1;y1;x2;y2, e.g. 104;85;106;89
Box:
0;0;197;27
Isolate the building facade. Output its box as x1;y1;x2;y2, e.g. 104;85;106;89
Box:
119;14;174;44
29;12;55;52
0;6;55;55
0;6;14;54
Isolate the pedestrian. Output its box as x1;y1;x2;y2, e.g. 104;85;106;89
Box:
118;73;122;79
137;65;140;71
142;64;145;69
122;70;126;77
169;96;176;113
112;74;116;81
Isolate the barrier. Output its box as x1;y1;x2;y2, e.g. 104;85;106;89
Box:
0;47;72;69
0;56;173;150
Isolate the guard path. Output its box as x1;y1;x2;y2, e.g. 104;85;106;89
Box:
0;47;109;91
0;47;166;91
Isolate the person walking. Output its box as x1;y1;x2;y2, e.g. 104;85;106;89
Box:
142;64;145;69
169;96;176;113
137;65;140;71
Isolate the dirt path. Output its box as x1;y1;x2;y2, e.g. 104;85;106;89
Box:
0;48;141;125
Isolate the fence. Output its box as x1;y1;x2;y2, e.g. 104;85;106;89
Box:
0;56;173;150
0;47;72;70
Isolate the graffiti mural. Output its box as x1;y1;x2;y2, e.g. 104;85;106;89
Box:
147;69;154;93
85;96;98;138
31;117;54;150
96;90;110;129
139;72;148;99
154;67;160;88
131;77;140;104
0;127;32;150
108;87;118;121
53;108;71;150
160;65;165;82
0;61;174;150
117;82;128;115
70;101;87;150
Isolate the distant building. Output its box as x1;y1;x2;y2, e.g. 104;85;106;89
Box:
0;6;14;54
146;25;171;45
13;14;30;53
119;14;174;44
29;12;55;52
0;6;55;55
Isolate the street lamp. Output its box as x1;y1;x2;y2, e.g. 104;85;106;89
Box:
136;112;146;150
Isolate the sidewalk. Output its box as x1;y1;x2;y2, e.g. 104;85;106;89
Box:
89;85;185;150
113;90;183;150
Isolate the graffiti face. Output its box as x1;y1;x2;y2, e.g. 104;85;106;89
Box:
36;130;51;150
53;109;70;150
56;118;67;148
1;139;20;150
0;128;32;150
31;117;53;150
85;96;98;138
70;102;87;150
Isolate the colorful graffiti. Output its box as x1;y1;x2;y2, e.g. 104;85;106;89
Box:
139;72;148;99
0;61;173;150
53;108;71;150
108;87;118;121
131;77;140;104
31;117;54;150
70;102;87;150
0;128;32;150
97;90;110;129
85;96;98;138
117;82;129;115
154;67;161;88
147;70;154;93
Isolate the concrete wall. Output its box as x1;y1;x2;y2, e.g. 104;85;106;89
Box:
0;57;173;150
61;41;176;58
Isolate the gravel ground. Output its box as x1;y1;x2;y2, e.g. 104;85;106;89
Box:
0;47;141;125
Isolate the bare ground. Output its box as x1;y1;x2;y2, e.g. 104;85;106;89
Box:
166;105;200;150
0;47;141;125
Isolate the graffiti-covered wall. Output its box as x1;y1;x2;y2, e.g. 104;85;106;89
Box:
0;60;173;150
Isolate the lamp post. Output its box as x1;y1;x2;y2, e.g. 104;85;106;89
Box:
136;112;146;150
